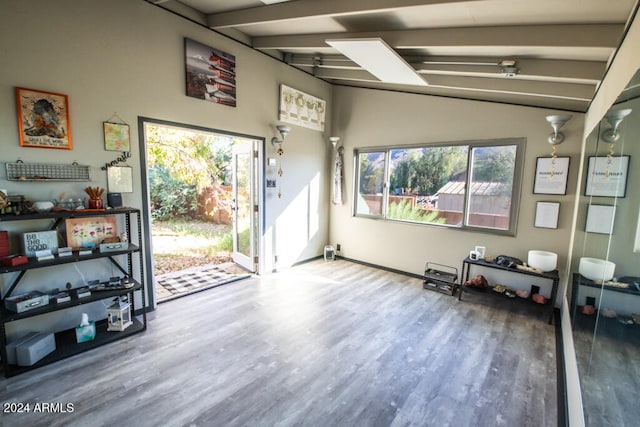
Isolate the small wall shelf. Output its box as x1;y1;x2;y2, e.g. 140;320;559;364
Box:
5;161;91;181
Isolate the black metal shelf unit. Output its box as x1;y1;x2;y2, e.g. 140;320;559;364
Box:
0;208;147;377
423;262;458;296
459;256;560;324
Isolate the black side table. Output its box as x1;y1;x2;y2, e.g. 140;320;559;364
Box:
460;257;560;324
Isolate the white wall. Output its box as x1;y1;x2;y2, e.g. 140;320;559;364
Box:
330;86;583;300
0;0;332;326
563;8;640;427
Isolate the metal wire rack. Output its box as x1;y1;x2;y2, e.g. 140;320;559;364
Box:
5;161;91;182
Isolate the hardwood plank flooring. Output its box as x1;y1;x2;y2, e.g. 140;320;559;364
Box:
0;260;557;426
572;314;640;426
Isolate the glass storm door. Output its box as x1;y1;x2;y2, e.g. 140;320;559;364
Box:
232;140;257;272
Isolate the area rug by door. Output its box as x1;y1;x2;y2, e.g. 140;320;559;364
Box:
156;262;251;302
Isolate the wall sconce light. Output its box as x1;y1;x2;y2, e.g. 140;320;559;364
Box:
545;114;572;177
601;108;632;178
329;136;340;149
271;125;291;155
271;125;290;199
546;114;572;146
601;108;632;144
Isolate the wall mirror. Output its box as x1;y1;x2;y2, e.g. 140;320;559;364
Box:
569;68;640;426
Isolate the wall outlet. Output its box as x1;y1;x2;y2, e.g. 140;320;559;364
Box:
336;244;341;252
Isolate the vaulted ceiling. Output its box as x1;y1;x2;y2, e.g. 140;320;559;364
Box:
149;0;639;112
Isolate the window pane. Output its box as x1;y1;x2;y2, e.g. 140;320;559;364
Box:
466;145;517;230
356;151;386;216
387;146;468;226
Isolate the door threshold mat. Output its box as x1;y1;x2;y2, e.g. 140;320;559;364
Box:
156;263;251;303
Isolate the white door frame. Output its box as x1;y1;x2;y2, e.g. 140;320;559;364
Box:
138;117;264;309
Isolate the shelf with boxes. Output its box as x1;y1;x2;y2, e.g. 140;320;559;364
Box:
0;208;146;377
423;262;458;296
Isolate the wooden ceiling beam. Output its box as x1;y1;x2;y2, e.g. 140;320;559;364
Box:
314;68;596;100
207;0;485;28
252;24;623;50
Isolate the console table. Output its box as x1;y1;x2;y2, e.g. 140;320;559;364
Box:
570;273;640;318
459;257;560;324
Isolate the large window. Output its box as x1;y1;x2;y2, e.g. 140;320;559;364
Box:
354;139;523;234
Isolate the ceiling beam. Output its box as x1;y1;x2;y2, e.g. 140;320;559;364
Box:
413;58;605;84
314;68;596;100
252;24;623;50
332;79;591;111
289;54;605;82
207;0;485;28
147;0;207;26
286;54;360;69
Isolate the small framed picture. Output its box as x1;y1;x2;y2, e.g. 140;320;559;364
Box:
65;216;118;248
16;87;72;149
107;166;134;193
585;204;616;234
533;157;570;195
585;156;629;197
534;201;560;229
103;122;130;152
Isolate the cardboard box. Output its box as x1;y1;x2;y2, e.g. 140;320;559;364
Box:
1;254;28;266
6;332;40;365
0;230;8;257
16;332;56;366
4;291;49;313
100;241;126;253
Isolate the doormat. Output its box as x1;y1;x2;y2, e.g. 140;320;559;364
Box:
156;262;251;302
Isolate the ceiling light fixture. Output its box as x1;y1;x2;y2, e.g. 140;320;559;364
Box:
326;38;427;86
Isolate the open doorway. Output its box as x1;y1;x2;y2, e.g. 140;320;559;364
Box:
138;118;262;304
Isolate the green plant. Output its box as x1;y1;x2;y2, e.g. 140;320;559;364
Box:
216;231;233;253
387;199;445;224
149;165;198;220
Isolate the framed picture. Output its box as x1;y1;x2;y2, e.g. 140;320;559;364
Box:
585;204;616;234
103;122;130;152
107;166;134;193
585;155;630;197
279;84;326;131
65;216;117;248
533;157;570;195
534;201;560;229
16;87;72;149
185;38;236;107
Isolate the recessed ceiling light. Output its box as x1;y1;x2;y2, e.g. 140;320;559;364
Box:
260;0;290;4
326;38;428;86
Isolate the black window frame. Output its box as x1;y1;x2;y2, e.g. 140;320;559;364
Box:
353;138;525;236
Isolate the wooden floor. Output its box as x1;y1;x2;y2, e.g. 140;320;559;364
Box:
572;314;640;427
0;259;558;426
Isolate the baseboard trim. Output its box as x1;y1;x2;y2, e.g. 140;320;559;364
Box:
555;308;568;427
336;256;424;280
